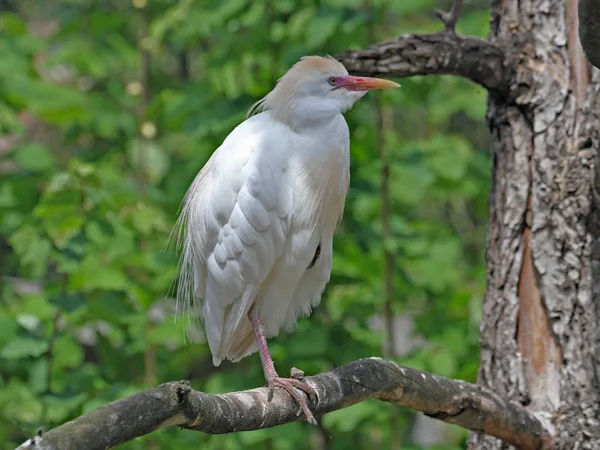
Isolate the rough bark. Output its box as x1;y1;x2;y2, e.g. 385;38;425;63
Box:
468;0;600;448
16;358;550;450
337;32;516;98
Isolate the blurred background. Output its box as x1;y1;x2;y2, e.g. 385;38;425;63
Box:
0;0;490;448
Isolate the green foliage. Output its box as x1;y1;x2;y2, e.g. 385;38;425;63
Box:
0;0;489;448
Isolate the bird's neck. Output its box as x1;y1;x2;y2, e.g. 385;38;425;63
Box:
271;98;340;132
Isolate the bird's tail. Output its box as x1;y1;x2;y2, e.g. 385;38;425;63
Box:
211;316;257;364
224;322;258;363
210;285;260;365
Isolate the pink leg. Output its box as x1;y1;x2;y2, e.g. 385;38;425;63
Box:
250;306;279;380
249;307;318;425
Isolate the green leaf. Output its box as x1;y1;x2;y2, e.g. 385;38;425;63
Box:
8;225;52;277
4;78;90;125
42;393;87;422
323;400;384;432
270;21;287;43
0;12;27;36
305;13;339;48
127;138;170;184
16;314;41;332
11;143;56;172
0;379;43;423
0;181;16;208
288;324;327;358
288;7;315;39
0;337;48;359
0;315;18;349
34;172;85;247
86;294;134;323
53;335;84;370
28;358;48;394
404;237;463;293
20;294;55;322
429;350;458;378
45;215;85;248
146;321;185;347
390;163;434;205
69;256;130;292
429;140;470;181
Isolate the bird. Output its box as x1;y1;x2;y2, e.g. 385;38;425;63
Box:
173;55;399;424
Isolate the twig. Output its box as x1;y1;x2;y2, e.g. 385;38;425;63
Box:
435;0;463;32
16;358;552;450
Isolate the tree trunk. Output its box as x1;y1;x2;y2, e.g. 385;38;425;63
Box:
470;0;600;447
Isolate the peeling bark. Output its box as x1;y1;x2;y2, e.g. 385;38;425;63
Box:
15;358;550;450
567;0;590;106
517;197;562;413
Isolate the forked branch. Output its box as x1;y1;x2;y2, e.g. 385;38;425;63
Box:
435;0;464;31
17;358;551;450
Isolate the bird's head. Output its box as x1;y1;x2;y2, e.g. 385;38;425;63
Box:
247;55;399;128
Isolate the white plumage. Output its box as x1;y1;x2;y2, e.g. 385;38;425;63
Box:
173;55;398;423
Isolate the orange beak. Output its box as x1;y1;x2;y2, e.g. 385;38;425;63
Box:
336;75;400;91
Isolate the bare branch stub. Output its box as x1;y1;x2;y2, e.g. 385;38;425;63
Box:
16;358;551;450
435;0;464;32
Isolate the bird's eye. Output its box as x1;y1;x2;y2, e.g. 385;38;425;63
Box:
327;77;337;86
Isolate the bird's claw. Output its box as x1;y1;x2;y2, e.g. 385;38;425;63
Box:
279;376;318;403
266;376;318;425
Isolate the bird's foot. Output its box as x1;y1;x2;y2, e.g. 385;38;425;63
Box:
267;374;318;425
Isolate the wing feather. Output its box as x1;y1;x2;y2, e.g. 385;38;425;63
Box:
174;116;293;365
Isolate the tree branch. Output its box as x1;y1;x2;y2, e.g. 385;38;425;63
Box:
336;32;516;97
578;0;600;70
435;0;464;32
17;358;552;450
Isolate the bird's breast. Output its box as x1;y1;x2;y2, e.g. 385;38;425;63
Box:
289;130;350;234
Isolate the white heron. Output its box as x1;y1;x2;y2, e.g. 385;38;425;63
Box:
174;55;399;423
